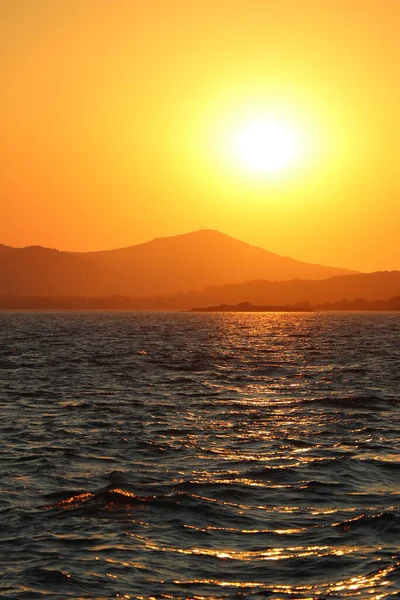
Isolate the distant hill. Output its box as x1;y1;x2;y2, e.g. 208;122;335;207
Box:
161;270;400;309
0;230;355;297
1;272;399;310
0;245;118;296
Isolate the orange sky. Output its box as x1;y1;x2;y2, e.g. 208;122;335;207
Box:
1;0;399;272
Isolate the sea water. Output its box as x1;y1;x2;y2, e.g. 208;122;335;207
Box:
1;311;399;599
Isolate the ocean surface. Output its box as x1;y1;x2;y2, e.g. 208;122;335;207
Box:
1;311;399;600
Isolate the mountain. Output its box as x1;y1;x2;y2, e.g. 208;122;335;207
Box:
79;230;355;295
0;230;356;297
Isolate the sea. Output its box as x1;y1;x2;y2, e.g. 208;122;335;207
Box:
1;311;399;600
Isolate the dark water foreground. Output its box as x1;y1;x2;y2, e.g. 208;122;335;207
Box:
1;311;399;599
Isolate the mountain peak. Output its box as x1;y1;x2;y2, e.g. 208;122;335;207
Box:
144;229;240;247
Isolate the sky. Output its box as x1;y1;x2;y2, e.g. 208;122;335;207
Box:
1;0;399;272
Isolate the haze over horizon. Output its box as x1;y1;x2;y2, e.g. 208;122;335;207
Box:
1;0;399;272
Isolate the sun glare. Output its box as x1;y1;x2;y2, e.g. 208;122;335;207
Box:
234;118;301;175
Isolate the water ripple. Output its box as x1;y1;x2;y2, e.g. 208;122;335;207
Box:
0;311;399;599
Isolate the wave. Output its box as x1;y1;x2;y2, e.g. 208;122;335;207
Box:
40;486;152;515
306;394;399;409
39;485;254;522
333;511;400;534
239;464;299;483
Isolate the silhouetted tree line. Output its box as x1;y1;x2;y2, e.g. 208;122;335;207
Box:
313;296;400;311
0;295;399;311
0;295;163;310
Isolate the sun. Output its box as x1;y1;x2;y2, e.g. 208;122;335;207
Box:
234;117;301;175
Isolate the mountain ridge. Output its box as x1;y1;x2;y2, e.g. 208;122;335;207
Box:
0;229;357;297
